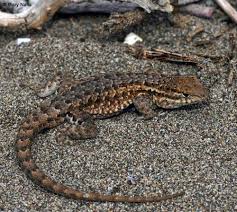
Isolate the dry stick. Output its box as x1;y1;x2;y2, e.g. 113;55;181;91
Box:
128;46;200;64
0;0;68;29
178;4;214;18
214;0;237;24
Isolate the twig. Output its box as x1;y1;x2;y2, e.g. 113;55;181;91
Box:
189;52;224;61
128;46;200;64
214;0;237;24
178;4;214;18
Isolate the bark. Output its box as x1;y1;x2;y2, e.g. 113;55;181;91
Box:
178;4;214;18
62;0;173;13
0;0;173;29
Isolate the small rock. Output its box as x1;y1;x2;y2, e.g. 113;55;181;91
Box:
124;33;142;45
16;38;31;46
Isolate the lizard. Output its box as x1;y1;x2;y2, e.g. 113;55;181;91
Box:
16;71;208;203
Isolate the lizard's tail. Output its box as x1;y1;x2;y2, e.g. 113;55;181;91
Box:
16;109;184;203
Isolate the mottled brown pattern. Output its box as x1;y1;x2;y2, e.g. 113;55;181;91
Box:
16;72;207;203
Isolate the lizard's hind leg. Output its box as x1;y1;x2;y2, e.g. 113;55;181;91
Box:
56;112;98;145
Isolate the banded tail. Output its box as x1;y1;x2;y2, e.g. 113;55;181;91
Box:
16;108;184;203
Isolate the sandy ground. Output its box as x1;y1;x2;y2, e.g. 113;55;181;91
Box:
0;9;237;211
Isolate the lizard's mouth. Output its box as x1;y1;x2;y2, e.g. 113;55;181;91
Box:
180;93;209;107
184;96;206;104
185;91;209;102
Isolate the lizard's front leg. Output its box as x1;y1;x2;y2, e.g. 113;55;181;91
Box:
133;93;156;119
57;111;98;144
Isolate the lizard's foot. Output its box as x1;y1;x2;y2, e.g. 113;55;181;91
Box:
133;93;156;120
56;122;98;144
56;112;98;144
67;120;98;140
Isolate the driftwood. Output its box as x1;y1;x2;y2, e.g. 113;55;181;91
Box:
0;0;220;30
60;0;214;19
0;0;67;29
63;0;173;13
178;4;214;18
0;0;173;30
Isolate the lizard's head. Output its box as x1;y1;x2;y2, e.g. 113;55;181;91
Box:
153;75;208;109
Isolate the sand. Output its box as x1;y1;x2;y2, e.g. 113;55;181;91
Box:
0;9;237;211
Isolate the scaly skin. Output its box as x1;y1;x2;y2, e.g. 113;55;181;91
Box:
16;72;208;203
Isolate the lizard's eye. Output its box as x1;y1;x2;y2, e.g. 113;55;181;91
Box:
183;93;189;98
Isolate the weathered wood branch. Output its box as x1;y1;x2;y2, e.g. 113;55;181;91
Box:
0;0;173;30
62;0;173;13
0;0;68;29
0;0;173;14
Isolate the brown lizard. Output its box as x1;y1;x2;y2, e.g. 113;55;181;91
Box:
16;72;208;203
